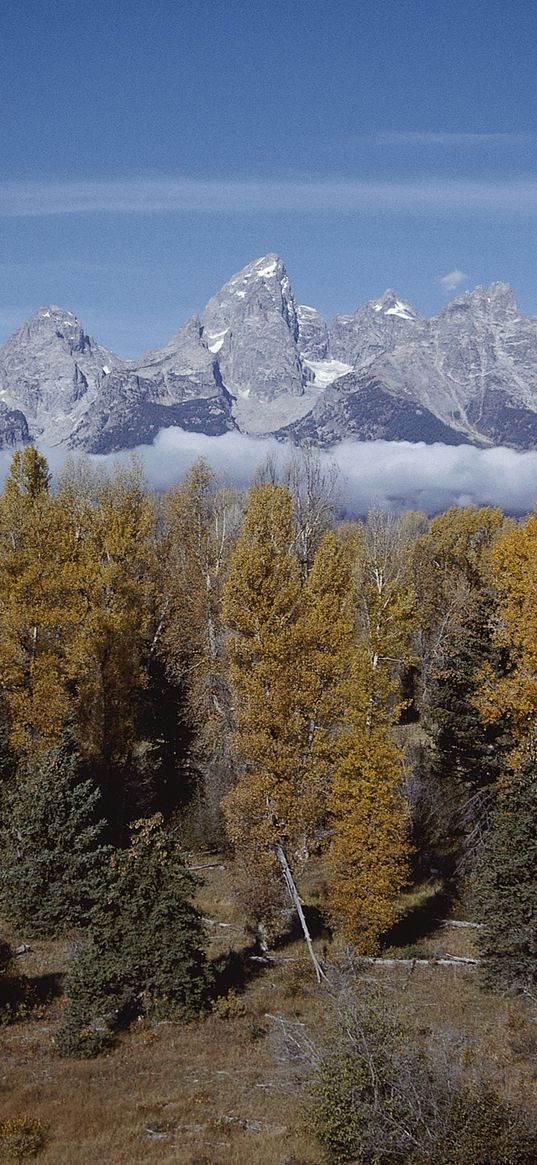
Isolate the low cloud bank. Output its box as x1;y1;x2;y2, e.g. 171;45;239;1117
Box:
2;428;537;516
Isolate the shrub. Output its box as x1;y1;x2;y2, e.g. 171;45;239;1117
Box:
442;1088;537;1165
211;989;246;1019
0;1117;46;1160
56;814;212;1056
309;984;537;1164
0;936;12;975
310;988;449;1163
313;1050;374;1162
53;1006;114;1058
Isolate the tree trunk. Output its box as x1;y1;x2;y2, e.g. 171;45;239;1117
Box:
273;843;328;983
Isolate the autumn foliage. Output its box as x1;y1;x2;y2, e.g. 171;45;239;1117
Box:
0;447;536;996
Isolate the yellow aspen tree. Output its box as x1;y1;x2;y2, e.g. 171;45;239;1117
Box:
283;446;339;579
327;662;411;952
255;445;339;578
0;448;86;756
476;511;537;748
222;484;303;927
157;460;242;815
54;457;155;769
412;505;506;704
353;508;417;688
292;530;357;825
326;512;415;952
222;486;355;973
0;448;155;795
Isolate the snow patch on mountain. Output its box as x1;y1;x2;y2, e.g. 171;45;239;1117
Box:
385;301;415;320
303;358;353;387
206;329;228;354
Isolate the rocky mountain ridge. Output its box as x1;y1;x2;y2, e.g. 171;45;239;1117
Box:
2;255;537;452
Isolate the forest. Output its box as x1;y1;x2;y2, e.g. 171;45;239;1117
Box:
0;443;536;1165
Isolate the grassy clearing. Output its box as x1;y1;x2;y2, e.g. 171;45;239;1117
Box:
1;864;536;1164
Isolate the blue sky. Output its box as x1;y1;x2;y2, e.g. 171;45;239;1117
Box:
2;0;537;355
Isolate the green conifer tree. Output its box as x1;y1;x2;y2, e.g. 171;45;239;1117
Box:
56;815;211;1056
427;592;508;867
475;752;537;992
0;747;110;937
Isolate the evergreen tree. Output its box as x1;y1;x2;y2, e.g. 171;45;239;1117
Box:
413;505;505;709
0;718;15;785
56;815;211;1056
412;507;507;871
430;599;501;791
0;935;11;977
0;747;110;937
427;592;508;868
475;752;537;991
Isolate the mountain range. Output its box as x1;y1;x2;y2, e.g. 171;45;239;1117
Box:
2;253;537;453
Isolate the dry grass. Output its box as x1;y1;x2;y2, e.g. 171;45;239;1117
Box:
0;994;321;1163
1;862;536;1164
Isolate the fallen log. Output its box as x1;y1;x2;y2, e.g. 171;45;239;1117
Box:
357;954;479;967
439;920;481;929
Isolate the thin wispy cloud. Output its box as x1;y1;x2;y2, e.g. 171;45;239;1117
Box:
4;176;537;218
364;132;537;147
437;269;469;292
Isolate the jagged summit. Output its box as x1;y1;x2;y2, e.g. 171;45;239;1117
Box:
2;258;537;453
330;289;424;367
440;282;520;325
201;252;305;409
7;306;92;354
369;290;420;321
202;253;292;343
324;278;537;449
0;306;121;445
1;304;117;363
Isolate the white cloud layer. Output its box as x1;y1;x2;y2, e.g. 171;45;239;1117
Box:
437;269;469;291
2;429;537;517
5;175;537;217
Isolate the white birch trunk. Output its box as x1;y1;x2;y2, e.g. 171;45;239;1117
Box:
273;843;328;983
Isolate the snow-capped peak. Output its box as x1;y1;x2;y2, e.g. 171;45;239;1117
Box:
370;290;416;321
227;253;283;289
255;257;279;278
385;301;414;320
